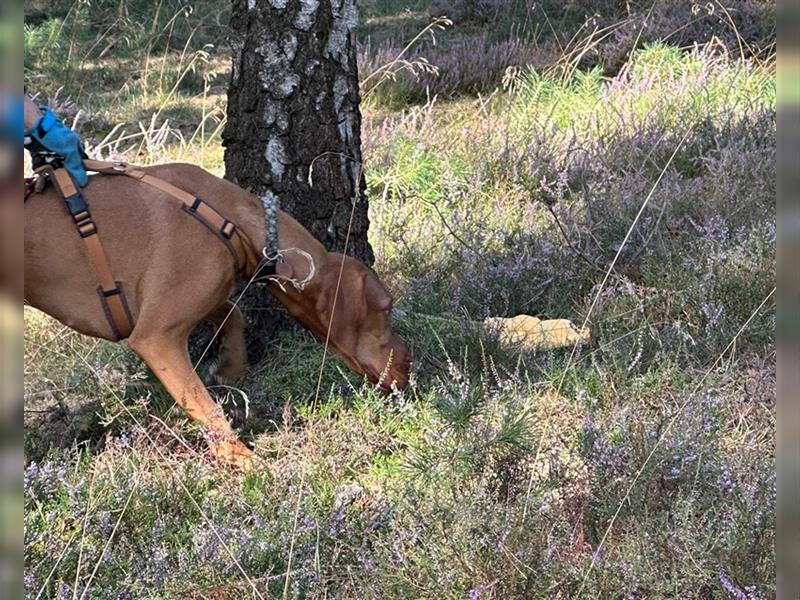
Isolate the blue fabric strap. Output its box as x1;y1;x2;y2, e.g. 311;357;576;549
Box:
26;108;88;187
38;108;57;133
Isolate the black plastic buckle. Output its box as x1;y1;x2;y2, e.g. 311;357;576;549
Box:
77;218;97;238
64;192;89;217
102;287;121;298
190;197;203;212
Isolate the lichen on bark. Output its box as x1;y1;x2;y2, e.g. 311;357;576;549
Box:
295;0;319;30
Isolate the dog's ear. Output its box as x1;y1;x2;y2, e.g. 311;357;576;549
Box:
314;258;341;321
364;268;391;310
315;255;366;327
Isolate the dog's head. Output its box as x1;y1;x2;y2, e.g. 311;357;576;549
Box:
274;252;411;391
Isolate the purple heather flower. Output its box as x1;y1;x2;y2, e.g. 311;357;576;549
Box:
718;568;754;600
469;583;492;600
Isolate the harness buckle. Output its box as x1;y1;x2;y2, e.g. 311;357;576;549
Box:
64;192;89;217
220;220;235;239
77;219;97;238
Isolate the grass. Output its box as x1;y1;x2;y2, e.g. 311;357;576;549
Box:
24;0;775;598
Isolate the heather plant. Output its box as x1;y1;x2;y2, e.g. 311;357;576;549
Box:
582;0;775;72
24;1;775;598
358;0;774;107
428;0;514;25
366;43;774;350
25;340;774;597
359;34;549;107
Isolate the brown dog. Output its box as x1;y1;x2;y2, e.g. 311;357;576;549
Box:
24;163;411;468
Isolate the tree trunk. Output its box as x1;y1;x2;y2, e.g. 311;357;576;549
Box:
214;0;372;366
223;0;373;264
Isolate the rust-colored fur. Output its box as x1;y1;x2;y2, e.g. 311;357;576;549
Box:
24;163;411;469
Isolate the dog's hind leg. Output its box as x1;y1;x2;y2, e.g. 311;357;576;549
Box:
128;330;253;470
204;300;248;383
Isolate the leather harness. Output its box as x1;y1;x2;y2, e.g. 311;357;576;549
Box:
26;159;271;341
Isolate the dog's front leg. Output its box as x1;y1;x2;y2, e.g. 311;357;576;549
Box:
128;330;254;471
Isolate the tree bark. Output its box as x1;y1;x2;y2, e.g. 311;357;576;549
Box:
213;0;372;366
223;0;373;264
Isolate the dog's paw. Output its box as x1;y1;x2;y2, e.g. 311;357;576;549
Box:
211;439;255;472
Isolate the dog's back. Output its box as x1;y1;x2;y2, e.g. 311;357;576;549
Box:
24;163;260;340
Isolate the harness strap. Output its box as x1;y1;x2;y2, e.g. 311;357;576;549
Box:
83;160;252;274
45;166;134;340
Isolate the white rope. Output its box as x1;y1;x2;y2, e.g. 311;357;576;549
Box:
258;246;316;292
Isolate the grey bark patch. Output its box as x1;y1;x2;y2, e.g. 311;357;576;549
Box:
295;0;320;30
333;74;348;113
277;74;300;97
262;102;277;127
280;32;299;61
265;138;286;179
337;114;353;147
324;0;358;63
256;33;299;97
276;106;290;131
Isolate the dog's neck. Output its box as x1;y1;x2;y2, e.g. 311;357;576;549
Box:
232;197;329;294
272;211;328;293
207;183;330;308
268;212;335;331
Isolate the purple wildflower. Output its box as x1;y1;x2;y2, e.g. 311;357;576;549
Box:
718;568;755;600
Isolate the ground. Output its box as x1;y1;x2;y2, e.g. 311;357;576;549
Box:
23;1;775;598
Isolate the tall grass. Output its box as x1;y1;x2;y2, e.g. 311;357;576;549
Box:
25;0;229;172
